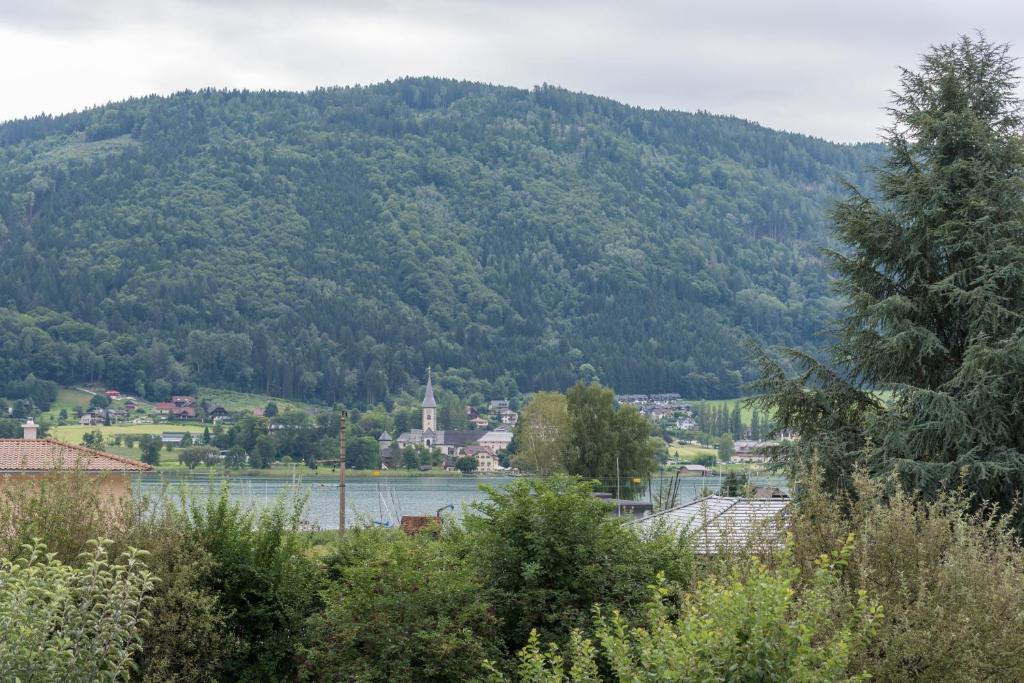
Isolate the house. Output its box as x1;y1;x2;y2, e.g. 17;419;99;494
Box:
171;395;195;408
752;486;789;500
488;399;510;412
0;420;151;501
676;417;697;431
469;416;490;430
170;406;197;421
153;402;174;416
79;414;97;426
650;405;675;420
732;440;777;464
123;400;137;411
104;390;121;400
678;464;709;477
161;432;188;446
498;408;518;426
462;445;500;472
478;429;513;453
634;495;790;555
207;405;230;420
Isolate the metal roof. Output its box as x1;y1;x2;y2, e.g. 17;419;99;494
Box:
634;495;789;555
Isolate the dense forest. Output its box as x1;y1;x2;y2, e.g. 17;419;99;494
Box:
0;79;881;405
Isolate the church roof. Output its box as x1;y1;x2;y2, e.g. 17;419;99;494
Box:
378;431;393;442
422;371;437;408
439;431;480;447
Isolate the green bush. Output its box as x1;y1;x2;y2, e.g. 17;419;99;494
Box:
118;495;243;683
303;527;501;682
508;545;880;682
461;476;693;653
0;469;132;561
0;538;155;682
790;473;1024;682
181;486;324;682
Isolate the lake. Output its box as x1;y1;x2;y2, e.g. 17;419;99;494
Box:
132;471;788;529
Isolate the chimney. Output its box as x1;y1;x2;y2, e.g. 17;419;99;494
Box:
22;418;38;440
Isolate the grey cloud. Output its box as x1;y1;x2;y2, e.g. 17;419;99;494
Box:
0;0;1021;141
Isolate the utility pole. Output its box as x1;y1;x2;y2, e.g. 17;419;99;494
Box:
339;410;348;536
615;454;621;518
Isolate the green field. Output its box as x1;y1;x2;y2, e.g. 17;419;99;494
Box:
40;387;93;421
197;386;321;414
682;397;761;424
667;440;718;461
50;423;208;462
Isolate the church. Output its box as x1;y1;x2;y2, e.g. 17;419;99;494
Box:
378;369;482;464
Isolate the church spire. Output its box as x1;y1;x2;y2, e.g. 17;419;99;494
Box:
422;367;437;408
421;367;437;433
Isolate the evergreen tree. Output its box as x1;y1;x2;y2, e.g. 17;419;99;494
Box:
730;403;743;436
753;35;1024;526
718;432;735;463
139;435;161;466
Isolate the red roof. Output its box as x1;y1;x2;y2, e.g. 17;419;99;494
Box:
153;402;174;411
0;439;153;472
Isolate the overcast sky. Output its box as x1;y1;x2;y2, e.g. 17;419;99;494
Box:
1;0;1021;143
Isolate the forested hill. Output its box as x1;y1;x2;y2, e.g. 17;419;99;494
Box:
0;79;881;405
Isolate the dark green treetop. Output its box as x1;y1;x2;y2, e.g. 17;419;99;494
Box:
754;35;1024;525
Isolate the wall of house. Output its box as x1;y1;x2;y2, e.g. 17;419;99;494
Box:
0;472;133;504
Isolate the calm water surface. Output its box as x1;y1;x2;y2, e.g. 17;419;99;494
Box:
132;471;788;529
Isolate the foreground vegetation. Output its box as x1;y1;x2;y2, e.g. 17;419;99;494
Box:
3;468;1023;682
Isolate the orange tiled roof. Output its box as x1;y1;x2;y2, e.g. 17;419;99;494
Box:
0;439;153;472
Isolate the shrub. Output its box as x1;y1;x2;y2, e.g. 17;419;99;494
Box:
461;476;693;652
118;495;243;683
182;485;324;681
303;527;501;682
0;469;132;561
508;545;880;682
0;538;155;682
790;473;1024;682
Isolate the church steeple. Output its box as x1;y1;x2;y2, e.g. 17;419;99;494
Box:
421;367;437;433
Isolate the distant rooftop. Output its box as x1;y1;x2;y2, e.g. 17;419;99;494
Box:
634;495;789;555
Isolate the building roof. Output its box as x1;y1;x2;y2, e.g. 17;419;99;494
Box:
439;430;480;447
0;439;153;472
634;496;790;555
396;429;480;448
680;464;709;473
480;430;513;443
378;430;393;442
422;369;437;408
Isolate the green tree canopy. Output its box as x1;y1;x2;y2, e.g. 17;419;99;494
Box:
754;35;1024;526
565;382;656;497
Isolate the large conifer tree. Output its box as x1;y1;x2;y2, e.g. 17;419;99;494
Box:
754;35;1024;523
